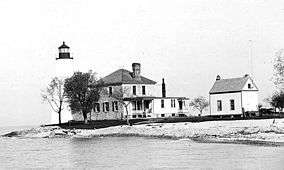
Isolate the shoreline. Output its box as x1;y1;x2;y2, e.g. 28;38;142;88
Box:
70;132;284;147
2;119;284;147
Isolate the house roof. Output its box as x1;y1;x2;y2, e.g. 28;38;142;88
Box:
100;69;156;85
209;75;258;94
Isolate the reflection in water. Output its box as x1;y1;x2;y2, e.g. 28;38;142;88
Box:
0;136;283;169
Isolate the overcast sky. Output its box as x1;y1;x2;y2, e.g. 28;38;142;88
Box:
0;0;283;126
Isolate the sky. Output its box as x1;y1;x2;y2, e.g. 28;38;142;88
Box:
0;0;284;126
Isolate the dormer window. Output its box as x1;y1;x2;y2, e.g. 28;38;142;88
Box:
248;83;252;89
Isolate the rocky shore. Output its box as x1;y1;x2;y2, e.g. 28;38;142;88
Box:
2;119;284;146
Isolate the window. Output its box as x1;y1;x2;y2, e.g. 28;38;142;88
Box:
142;86;146;95
248;83;252;89
132;115;137;118
161;99;164;108
112;101;118;111
161;114;165;117
171;99;176;108
172;113;175;117
109;87;112;95
230;99;235;110
217;100;222;111
103;102;109;112
133;86;136;95
106;102;109;112
93;103;100;112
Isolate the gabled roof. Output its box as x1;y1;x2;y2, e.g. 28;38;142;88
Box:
209;75;258;94
100;69;156;85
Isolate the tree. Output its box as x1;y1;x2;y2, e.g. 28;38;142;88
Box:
108;87;131;125
42;77;65;125
64;71;102;124
267;91;284;112
272;49;284;90
189;96;209;116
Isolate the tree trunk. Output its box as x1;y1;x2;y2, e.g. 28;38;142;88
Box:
125;107;130;125
198;110;202;117
58;100;62;125
58;111;62;125
83;111;88;124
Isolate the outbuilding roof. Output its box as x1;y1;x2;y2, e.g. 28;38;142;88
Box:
101;69;156;86
209;75;258;94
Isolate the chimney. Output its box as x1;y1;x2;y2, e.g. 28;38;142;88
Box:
132;63;141;80
162;78;166;98
216;75;221;81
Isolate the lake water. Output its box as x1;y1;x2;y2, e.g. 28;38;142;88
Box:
0;127;284;169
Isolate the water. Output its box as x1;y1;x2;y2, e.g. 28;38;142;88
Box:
0;127;284;169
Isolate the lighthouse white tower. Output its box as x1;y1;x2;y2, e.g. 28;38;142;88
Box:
50;42;74;124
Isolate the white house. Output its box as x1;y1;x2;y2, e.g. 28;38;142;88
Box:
209;74;258;117
73;63;190;121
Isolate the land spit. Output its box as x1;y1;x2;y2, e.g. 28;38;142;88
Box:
2;119;284;146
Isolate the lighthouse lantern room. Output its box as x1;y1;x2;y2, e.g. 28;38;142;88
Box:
55;41;74;78
57;41;73;60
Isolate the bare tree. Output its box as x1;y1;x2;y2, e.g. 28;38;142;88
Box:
108;87;131;125
42;77;65;125
189;96;209;116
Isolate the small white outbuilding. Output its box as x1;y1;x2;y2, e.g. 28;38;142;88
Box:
209;74;258;117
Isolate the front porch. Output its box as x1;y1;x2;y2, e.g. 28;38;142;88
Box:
123;96;190;118
131;100;153;118
124;97;154;118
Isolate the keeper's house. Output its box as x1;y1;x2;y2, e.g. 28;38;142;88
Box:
73;63;189;121
209;74;258;117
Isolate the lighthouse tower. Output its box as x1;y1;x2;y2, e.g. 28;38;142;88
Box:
56;41;74;78
50;42;74;124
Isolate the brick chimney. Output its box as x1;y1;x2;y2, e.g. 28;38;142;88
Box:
162;78;166;97
132;63;141;80
216;75;221;81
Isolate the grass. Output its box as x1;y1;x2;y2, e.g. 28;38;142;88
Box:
44;114;284;130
